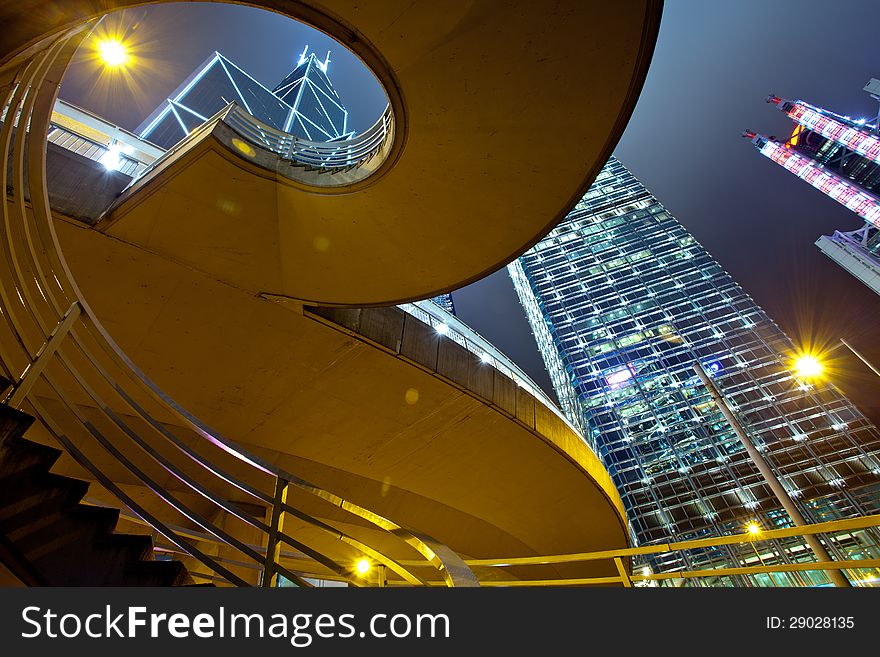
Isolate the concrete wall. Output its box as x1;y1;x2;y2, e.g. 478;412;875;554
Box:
4;126;129;224
308;305;569;447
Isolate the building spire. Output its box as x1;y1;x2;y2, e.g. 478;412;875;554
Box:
319;50;331;73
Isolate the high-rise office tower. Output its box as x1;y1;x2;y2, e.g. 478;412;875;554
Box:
138;48;352;149
272;46;352;140
510;157;880;584
746;79;880;297
137;51;293;149
429;293;456;315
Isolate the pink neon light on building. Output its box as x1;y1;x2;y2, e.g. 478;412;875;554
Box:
759;139;880;228
783;102;880;164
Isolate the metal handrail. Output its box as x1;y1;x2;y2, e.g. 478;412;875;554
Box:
0;28;475;587
465;513;880;587
119;100;393;199
222;102;393;169
398;300;593;455
280;513;880;587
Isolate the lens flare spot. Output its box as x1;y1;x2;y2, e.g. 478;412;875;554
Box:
404;388;419;405
313;236;331;252
231;137;256;157
216;198;239;214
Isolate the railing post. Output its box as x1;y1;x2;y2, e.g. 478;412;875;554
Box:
262;476;289;587
614;557;632;588
5;301;81;408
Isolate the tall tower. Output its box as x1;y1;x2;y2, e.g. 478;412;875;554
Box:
745;80;880;297
272;46;352;141
510;157;880;584
138;48;355;150
137;52;292;149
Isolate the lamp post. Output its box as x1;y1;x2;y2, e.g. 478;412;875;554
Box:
839;338;880;379
693;361;851;587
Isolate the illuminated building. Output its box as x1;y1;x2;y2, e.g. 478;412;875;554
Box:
429;293;456;315
271;46;352;140
138;48;351;149
510;157;880;585
746;79;880;297
137;51;291;148
136;46;456;314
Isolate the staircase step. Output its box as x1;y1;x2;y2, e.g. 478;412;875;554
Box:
0;404;195;586
126;559;193;587
0;404;34;446
0;437;63;476
0;471;91;535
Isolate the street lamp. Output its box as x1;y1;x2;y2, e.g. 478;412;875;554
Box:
744;522;780;587
793;353;823;379
693;361;851;587
96;38;129;68
793;339;880;381
839;338;880;379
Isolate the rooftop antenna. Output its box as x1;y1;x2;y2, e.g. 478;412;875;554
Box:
864;78;880;134
319;50;331;73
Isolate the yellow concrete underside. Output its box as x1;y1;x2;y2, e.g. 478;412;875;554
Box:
79;0;659;306
47;215;629;581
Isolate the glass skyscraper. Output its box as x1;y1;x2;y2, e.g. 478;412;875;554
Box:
510;157;880;584
137;49;352;149
272;48;352;140
746;83;880;297
429;293;456;315
138;52;292;149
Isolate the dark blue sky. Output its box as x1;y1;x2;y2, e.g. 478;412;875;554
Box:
61;1;880;422
60;2;387;134
457;0;880;423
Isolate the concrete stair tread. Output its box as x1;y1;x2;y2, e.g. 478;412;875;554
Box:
0;406;195;586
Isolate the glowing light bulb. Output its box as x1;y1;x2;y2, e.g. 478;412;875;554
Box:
793;354;823;379
356;559;371;575
97;39;129;67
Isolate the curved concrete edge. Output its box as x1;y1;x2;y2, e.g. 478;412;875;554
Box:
369;0;664;308
300;303;630;544
0;1;411;194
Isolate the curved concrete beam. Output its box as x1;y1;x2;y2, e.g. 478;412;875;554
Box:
1;1;661;306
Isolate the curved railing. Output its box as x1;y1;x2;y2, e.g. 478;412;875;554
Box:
223;102;394;170
0;26;476;587
398;299;595;456
120;101;394;195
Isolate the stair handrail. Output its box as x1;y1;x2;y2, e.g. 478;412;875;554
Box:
0;27;476;587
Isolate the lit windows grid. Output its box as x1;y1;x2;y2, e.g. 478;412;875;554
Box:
140;51;351;150
511;158;880;579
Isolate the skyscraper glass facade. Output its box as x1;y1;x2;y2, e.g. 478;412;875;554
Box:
429;293;456;315
138;52;292;149
138;49;352;150
510;157;880;584
273;50;351;140
749;91;880;298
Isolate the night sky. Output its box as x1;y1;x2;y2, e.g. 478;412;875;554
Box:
60;1;880;424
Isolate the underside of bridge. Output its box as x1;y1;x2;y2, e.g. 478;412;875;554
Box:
0;1;662;586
